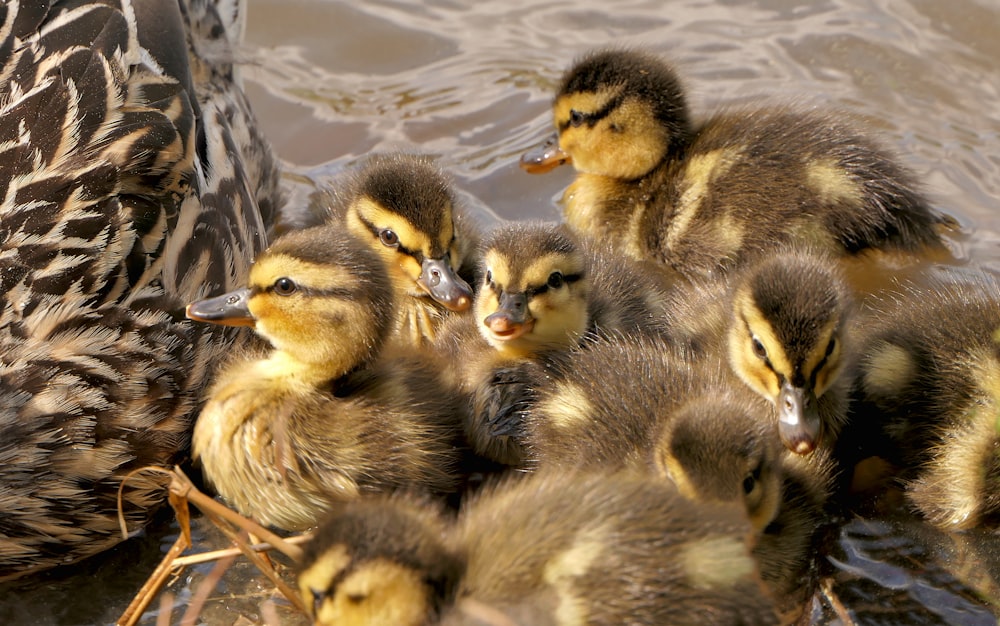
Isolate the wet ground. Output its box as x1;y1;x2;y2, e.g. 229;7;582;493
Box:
2;0;1000;623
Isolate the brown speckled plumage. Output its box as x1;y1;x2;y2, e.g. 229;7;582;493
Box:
0;0;279;580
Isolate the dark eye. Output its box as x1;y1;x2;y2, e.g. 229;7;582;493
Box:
274;277;296;296
378;229;399;247
346;592;367;604
825;337;837;357
569;109;585;127
310;588;326;616
485;270;493;285
547;271;564;289
751;336;767;359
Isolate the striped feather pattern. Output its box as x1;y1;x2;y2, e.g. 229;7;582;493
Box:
0;0;278;580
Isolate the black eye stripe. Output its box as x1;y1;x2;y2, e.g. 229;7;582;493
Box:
525;272;582;298
558;93;625;132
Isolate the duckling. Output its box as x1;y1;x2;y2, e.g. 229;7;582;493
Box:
186;225;464;531
298;493;462;626
521;48;952;278
434;221;670;466
299;470;778;626
662;248;855;457
0;0;278;580
314;154;477;348
854;270;1000;528
654;391;837;621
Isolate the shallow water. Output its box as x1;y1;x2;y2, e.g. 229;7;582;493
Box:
2;0;999;624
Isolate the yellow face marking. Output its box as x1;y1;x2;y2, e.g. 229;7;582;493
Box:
862;342;914;397
299;543;351;618
805;159;863;206
537;382;594;431
476;250;589;356
657;452;699;502
555;90;666;180
311;559;432;626
347;198;439;292
728;290;788;401
247;253;376;375
680;535;756;590
806;319;842;398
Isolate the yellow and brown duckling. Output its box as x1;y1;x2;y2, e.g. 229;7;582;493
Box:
655;392;837;621
298;470;778;626
522;48;952;279
854;270;1000;529
0;0;278;580
434;221;670;466
661;248;856;457
186;225;464;531
316;153;477;348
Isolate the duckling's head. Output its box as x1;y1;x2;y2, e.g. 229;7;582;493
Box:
521;48;691;180
298;496;462;626
344;154;472;312
186;225;393;378
475;223;590;358
655;394;784;532
726;252;850;455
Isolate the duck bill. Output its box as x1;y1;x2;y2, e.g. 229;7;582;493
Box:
185;288;255;327
519;134;571;174
417;258;473;312
777;382;821;455
483;292;534;341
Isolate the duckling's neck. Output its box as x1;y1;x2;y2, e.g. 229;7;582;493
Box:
259;350;353;390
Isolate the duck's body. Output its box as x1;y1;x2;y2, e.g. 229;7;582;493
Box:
189;226;464;531
0;0;277;579
298;470;778;626
434;221;670;466
523;49;951;279
315;154;477;349
855;271;1000;528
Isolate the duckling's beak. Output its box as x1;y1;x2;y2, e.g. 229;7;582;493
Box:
777;382;821;455
417;258;473;312
483;292;534;341
519;134;571;174
185;288;255;327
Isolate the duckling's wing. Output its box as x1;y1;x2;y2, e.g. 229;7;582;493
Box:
0;0;277;580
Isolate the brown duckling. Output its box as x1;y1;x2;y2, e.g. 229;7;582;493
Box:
655;391;837;621
662;248;855;457
316;153;477;347
522;48;952;279
298;470;778;626
855;270;1000;528
186;225;464;531
526;331;834;621
434;221;670;466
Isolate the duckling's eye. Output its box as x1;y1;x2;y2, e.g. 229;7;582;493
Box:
273;277;297;296
346;592;367;604
547;271;565;289
751;336;767;360
485;270;493;286
310;588;326;616
742;473;756;496
569;109;585;127
378;229;399;247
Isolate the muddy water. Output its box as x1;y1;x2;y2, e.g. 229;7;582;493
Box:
1;0;999;624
